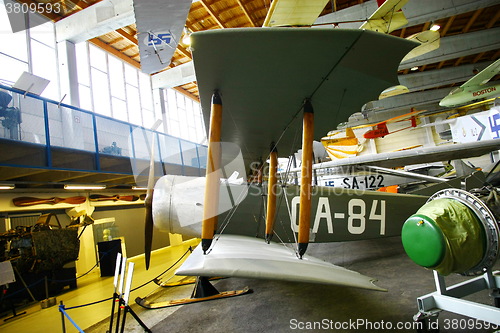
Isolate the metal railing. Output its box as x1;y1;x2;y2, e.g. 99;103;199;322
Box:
0;84;207;178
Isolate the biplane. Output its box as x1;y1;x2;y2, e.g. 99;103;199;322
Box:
136;0;499;307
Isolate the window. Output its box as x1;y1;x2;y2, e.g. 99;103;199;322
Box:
74;43;160;128
0;8;59;100
162;88;206;143
91;68;111;116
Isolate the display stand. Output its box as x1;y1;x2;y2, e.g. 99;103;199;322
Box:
1;261;32;322
107;255;150;333
414;269;500;330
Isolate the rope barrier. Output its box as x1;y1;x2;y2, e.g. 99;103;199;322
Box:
61;247;193;311
58;302;84;333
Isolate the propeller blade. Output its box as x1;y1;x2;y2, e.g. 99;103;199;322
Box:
13;196;87;206
89;194;139;202
144;120;162;270
144;193;154;270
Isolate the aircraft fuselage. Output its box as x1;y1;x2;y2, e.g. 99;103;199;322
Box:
152;175;428;243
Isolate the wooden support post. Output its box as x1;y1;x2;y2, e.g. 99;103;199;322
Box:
298;100;314;258
201;91;223;254
265;143;278;243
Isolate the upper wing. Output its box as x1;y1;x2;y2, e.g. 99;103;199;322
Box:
461;58;500;88
359;0;409;33
133;0;191;74
262;0;329;27
191;28;417;166
310;139;500;170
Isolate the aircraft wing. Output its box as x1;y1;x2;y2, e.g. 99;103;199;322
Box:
262;0;329;27
176;235;386;291
132;0;191;74
308;139;500;170
359;0;409;33
461;59;500;88
191;28;417;166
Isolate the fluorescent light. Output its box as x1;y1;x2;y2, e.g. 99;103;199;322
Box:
411;66;419;71
430;24;441;31
0;184;15;190
65;184;106;190
132;186;147;190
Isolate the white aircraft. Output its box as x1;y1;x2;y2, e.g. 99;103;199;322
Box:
132;0;191;74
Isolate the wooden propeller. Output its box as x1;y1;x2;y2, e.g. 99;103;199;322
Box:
89;194;140;202
144;120;162;270
13;196;87;207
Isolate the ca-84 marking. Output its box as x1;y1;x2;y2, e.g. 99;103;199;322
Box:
290;197;386;235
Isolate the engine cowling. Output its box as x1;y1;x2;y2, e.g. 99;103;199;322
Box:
152;174;249;239
153;175;205;238
401;188;499;276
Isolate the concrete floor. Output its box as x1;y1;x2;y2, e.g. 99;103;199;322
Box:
1;236;499;333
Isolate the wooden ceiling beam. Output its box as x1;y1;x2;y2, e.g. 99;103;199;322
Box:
486;8;500;28
90;38;141;69
397;27;406;38
492;49;500;59
174;86;200;102
453;57;465;67
116;28;138;44
472;52;485;63
107;37;124;45
177;44;192;60
68;0;92;10
463;8;483;33
199;0;226;28
441;16;455;36
120;44;136;52
436;61;446;70
236;0;257;27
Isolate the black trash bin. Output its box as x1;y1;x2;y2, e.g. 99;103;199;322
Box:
97;239;122;277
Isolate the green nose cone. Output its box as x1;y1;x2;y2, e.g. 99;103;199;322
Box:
401;214;446;268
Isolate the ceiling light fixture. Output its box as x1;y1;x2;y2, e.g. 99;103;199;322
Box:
0;184;15;190
430;24;441;31
411;66;419;71
64;184;106;190
132;186;147;190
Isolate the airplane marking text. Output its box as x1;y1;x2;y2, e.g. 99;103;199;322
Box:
472;86;496;97
291;197;386;236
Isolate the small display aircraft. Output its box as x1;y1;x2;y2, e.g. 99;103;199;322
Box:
439;59;500;107
132;0;192;74
320;108;423;162
361;108;421;139
320;127;363;160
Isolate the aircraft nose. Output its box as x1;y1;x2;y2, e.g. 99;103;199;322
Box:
401;197;486;276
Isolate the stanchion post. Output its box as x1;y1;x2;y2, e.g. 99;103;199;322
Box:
108;253;122;333
59;301;66;333
114;256;127;333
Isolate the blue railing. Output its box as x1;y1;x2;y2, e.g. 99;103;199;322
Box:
0;84;207;179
